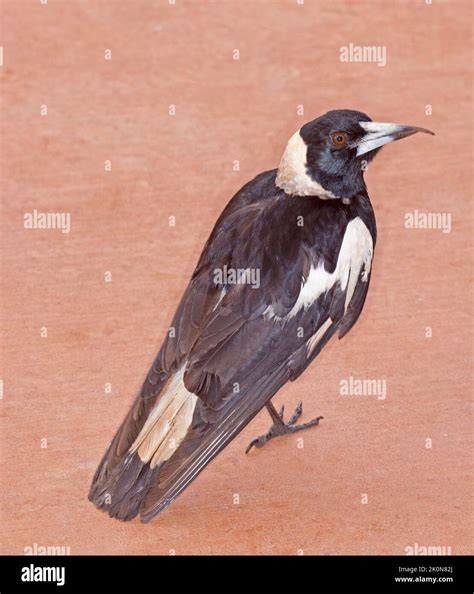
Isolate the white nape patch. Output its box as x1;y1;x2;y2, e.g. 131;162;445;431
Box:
130;365;197;468
306;317;333;355
288;217;373;319
276;131;338;199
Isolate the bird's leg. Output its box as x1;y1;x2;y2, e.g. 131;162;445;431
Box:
245;401;323;454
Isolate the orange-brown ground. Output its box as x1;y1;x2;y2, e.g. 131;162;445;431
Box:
1;0;472;555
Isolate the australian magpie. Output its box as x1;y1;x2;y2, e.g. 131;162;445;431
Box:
89;109;433;522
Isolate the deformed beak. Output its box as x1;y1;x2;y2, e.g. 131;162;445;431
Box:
355;121;435;156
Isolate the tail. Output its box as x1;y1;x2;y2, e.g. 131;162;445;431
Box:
88;371;170;521
89;365;203;522
89;357;289;522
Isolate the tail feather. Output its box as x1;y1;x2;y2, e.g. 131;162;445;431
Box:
88;375;169;521
89;366;204;521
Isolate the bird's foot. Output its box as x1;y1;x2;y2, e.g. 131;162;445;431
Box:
245;401;323;454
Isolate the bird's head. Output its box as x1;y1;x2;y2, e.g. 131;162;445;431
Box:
276;109;434;203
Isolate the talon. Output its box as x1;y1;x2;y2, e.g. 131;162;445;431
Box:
302;414;323;427
288;401;303;425
278;404;285;419
245;436;265;454
245;440;258;454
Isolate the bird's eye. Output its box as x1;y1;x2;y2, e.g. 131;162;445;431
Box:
331;132;348;146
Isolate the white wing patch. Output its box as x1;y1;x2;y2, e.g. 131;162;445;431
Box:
288;217;373;319
289;217;373;318
262;217;372;323
130;365;197;469
306;317;333;355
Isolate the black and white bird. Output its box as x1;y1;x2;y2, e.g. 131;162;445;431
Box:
89;109;433;522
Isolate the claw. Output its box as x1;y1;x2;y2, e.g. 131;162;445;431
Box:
288;401;303;425
245;437;265;454
245;440;257;454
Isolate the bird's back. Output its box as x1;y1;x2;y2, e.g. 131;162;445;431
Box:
89;170;376;522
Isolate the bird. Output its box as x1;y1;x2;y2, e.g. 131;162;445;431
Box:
89;109;434;522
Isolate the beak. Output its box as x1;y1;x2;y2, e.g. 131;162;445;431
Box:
355;121;435;156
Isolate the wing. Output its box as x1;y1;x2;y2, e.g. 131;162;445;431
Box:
89;176;375;522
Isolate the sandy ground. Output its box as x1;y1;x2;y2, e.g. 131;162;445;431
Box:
1;0;472;555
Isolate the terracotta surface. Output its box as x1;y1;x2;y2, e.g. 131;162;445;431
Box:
1;0;472;555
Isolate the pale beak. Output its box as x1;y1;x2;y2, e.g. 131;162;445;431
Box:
355;121;435;156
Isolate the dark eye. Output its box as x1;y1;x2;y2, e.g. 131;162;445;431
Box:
331;132;348;146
